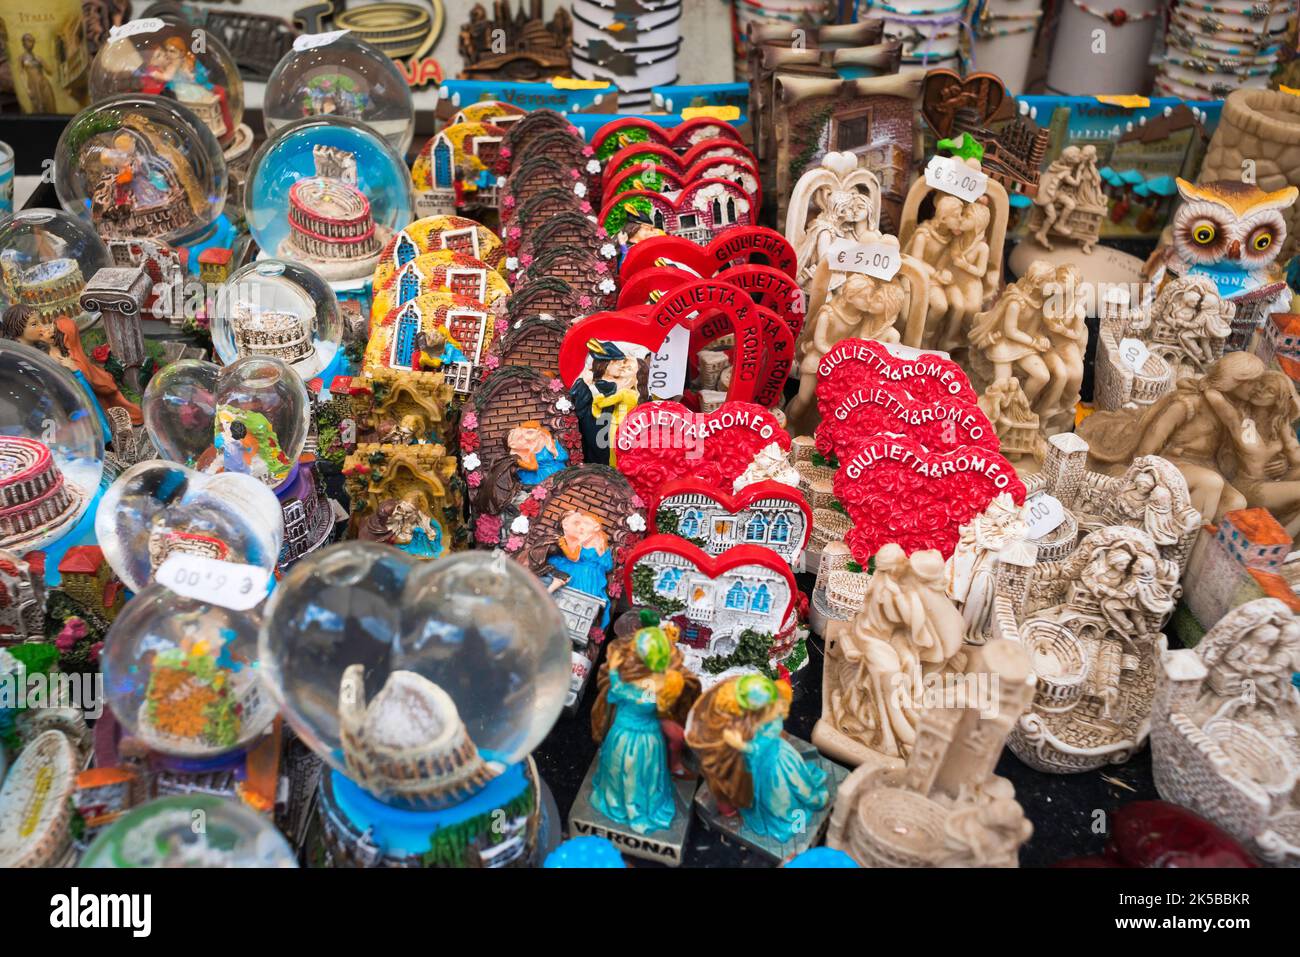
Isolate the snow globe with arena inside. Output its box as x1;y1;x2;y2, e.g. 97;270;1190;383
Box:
54;94;227;247
211;260;343;381
259;544;570;867
0;209;110;326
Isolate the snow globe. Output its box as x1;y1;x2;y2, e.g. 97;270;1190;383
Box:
54;94;227;247
260;543;570;867
244;117;412;301
81;795;298;867
101;584;276;757
87;19;252;163
0;340;105;552
0;209;110;326
141;354;334;568
263;33;415;155
211;259;343;381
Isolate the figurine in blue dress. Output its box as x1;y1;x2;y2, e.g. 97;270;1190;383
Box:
589;614;701;834
546;509;614;629
507;421;569;486
687;674;829;844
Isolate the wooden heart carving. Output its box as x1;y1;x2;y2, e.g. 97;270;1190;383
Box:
817;338;978;406
615;400;789;503
833;435;1025;562
651;478;811;566
921;70;1007;138
815;385;997;463
623;534;797;638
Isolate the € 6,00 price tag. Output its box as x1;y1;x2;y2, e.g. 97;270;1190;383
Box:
1024;492;1066;540
827;238;901;281
925;155;988;203
1118;337;1151;372
157;554;272;612
294;29;350;52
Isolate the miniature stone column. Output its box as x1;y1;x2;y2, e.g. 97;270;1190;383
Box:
1040;432;1090;510
989;539;1038;643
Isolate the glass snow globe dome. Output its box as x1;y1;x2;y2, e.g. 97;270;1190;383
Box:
244;116;411;283
0;209;110;321
142;354;309;489
82;795;298;867
101;584;276;757
211;260;343;381
263;32;414;155
259;544;570;804
88;19;248;153
0;340;105;551
54;94;227;247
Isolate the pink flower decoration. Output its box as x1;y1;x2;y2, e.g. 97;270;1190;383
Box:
607;580;623;599
520;253;534;267
582;145;594;156
578;295;593;309
508;226;522;239
501;147;512;159
531;486;548;500
594;261;608;274
588;625;605;643
506;535;523;551
484;354;500;370
570;168;580;179
580;201;592;214
89;641;104;664
476;513;502;543
549;378;564;392
568;125;580;135
631;494;646;509
502;195;516;209
461;411;478;430
467;471;483;488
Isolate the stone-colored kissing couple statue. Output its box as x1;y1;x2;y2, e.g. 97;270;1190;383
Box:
1080;351;1300;539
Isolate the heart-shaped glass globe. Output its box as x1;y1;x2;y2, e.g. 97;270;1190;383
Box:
96;460;284;593
143;355;309;488
259;543;570;806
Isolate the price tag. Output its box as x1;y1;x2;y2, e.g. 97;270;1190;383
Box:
648;324;689;400
924;155;988;202
827;237;901;280
110;18;165;40
1024;493;1066;540
293;29;350;52
1118;337;1150;372
157;554;272;611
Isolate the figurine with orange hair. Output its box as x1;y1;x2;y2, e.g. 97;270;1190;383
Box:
686;673;829;843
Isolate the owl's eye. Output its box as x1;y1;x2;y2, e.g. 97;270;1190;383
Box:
1251;229;1274;252
1192;222;1217;245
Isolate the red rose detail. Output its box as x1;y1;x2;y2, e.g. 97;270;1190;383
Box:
519;497;540;517
92;345;111;363
460;431;480;452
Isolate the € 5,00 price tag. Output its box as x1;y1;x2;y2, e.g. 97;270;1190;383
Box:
827;238;901;281
157;554;272;612
1024;492;1066;541
925;155;988;203
1118;337;1151;372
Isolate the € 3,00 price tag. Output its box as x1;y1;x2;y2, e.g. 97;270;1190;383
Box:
1024;492;1066;541
925;155;988;203
157;554;272;612
648;323;690;400
827;238;901;281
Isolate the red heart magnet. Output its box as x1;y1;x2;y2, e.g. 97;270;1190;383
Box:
833;435;1026;562
615;400;789;503
815;384;998;463
817;338;979;406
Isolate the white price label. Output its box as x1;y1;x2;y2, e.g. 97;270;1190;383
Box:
648;324;689;400
1024;493;1066;540
1118;337;1150;372
157;555;272;611
109;18;165;39
827;238;901;280
293;29;350;52
924;155;988;202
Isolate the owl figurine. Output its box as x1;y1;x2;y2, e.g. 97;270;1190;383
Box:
1166;178;1299;298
